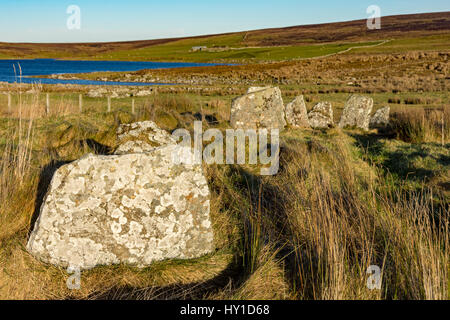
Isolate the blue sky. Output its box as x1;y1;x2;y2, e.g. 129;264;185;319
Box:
0;0;448;43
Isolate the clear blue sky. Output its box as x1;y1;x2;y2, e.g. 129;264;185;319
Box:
0;0;448;43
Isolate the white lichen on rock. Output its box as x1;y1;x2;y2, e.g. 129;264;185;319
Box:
308;102;334;129
27;145;214;270
338;95;373;131
115;121;176;155
285;95;310;128
370;106;390;129
230;87;286;130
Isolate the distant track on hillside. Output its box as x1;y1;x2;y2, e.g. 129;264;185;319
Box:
296;39;391;62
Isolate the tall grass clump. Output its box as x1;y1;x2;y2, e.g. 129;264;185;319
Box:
147;94;198;114
390;106;449;144
0;91;37;240
247;132;449;300
379;189;448;299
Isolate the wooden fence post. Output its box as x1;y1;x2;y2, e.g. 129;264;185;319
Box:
7;92;11;113
107;97;111;113
132;98;135;115
442;111;445;147
46;93;50;115
79;94;83;113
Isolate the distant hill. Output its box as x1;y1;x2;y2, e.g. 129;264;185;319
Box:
243;11;450;45
0;11;449;61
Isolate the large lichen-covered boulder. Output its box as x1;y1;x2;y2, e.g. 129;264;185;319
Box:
230;87;286;130
338;95;373;131
285;95;310;128
370;106;390;129
115;121;176;155
27;146;214;270
308;102;334;129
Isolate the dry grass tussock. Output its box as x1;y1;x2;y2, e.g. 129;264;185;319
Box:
391;106;450;144
270;135;448;299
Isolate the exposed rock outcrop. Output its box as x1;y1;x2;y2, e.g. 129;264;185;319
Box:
87;88;154;99
87;88;108;98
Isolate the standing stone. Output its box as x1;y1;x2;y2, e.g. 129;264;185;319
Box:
308;102;334;129
370;106;390;129
230;87;286;130
115;121;177;155
27;146;214;270
339;95;373;131
285;95;310;128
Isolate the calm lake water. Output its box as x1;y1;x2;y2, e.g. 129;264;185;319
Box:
0;59;223;86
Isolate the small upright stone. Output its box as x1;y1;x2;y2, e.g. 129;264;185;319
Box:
230;87;286;130
339;95;373;131
370;106;390;129
285;95;310;128
308;102;334;129
115;121;176;155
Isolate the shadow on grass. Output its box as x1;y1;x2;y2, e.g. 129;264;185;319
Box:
28;160;70;239
87;255;248;300
86;163;294;300
28;139;113;238
351;133;449;183
80;139;113;155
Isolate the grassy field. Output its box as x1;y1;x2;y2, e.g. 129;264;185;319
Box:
349;34;450;54
89;39;383;62
0;12;448;63
0;87;448;300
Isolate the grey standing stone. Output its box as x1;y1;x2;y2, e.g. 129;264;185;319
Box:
285;95;310;128
27;146;214;270
230;87;286;130
308;102;334;129
370;106;390;129
339;95;373;131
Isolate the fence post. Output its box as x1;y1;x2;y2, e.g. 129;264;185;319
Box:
46;93;50;115
442;111;445;147
79;94;83;113
8;92;11;113
107;97;111;112
132;98;135;115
